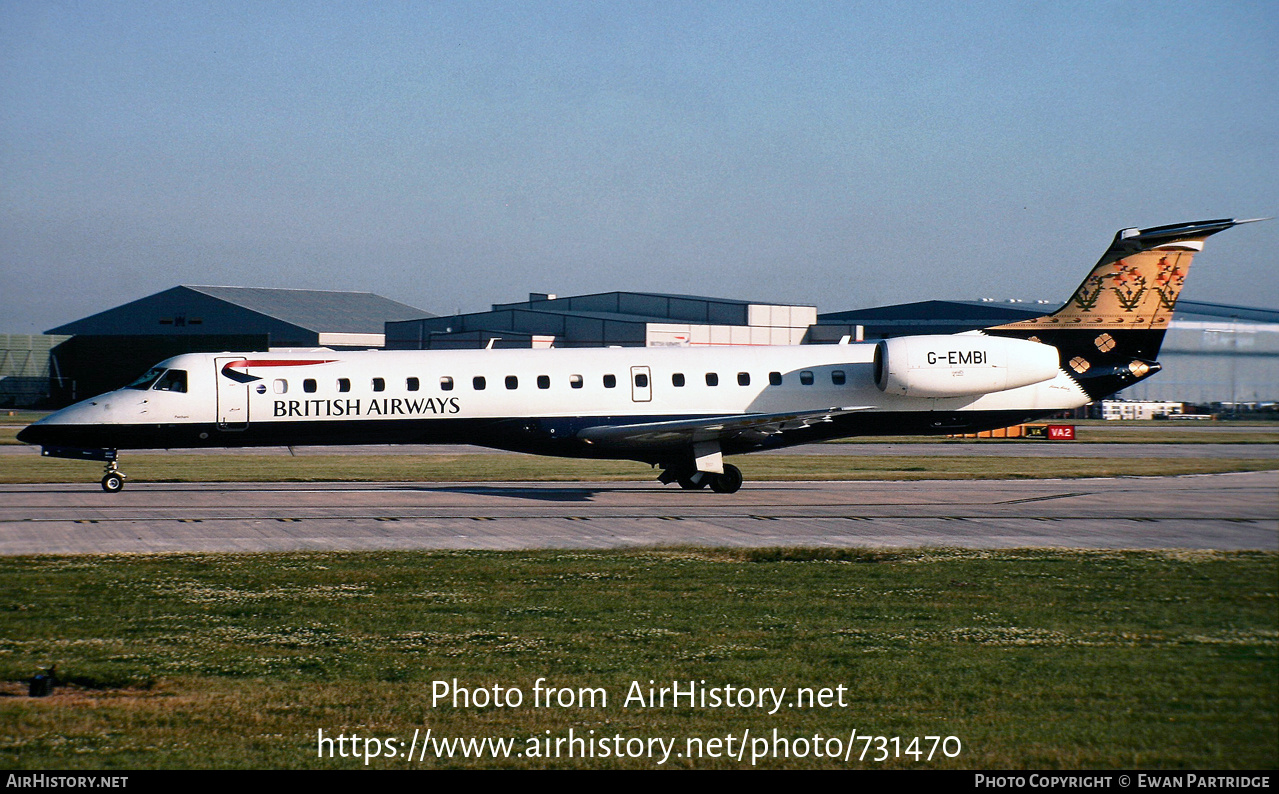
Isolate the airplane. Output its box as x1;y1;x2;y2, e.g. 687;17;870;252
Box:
18;217;1262;493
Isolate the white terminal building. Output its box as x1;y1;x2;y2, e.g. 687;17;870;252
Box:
1099;401;1187;421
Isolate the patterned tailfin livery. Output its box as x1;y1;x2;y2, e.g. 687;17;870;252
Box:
985;218;1264;399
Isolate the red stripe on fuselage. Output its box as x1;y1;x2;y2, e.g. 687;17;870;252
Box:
222;360;337;368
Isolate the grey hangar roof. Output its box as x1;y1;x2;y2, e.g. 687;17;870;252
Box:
47;285;432;347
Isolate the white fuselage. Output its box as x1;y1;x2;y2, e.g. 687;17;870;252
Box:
27;341;1087;452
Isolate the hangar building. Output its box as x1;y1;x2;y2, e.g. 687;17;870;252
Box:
386;291;816;350
19;284;1277;409
391;290;1277;406
43;285;430;403
809;300;1055;342
0;334;70;408
1112;301;1279;405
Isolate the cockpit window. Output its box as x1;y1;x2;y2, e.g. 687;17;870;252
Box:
125;367;166;390
153;369;187;393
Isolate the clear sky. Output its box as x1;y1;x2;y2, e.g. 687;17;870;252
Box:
2;0;1276;332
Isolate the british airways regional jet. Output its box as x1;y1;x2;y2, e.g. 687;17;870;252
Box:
18;218;1260;493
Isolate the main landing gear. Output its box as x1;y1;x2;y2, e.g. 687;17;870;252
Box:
101;461;126;493
667;464;744;494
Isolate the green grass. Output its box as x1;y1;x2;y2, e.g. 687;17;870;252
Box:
0;452;1276;484
1;549;1274;769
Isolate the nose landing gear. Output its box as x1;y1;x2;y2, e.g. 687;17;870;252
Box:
101;461;126;493
34;446;125;492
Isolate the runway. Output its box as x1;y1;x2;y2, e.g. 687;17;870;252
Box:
1;470;1274;555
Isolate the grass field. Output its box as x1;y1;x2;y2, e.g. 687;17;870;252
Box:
1;548;1274;769
3;418;1274;769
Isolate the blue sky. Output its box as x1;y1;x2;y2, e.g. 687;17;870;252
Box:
2;1;1276;331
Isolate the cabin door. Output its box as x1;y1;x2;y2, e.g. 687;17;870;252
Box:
214;357;250;430
630;366;652;403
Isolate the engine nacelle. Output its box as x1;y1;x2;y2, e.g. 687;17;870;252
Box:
874;334;1060;398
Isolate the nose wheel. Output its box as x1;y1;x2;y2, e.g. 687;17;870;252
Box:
101;462;126;493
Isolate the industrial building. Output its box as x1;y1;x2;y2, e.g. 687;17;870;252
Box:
40;285;430;403
1108;301;1279;406
1098;401;1187;421
0;334;70;408
385;291;816;350
808;299;1058;341
11;284;1277;410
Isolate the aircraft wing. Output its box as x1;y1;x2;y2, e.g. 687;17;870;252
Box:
576;406;874;450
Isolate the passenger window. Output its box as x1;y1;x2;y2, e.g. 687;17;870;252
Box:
672;373;685;387
603;374;617;388
473;376;486;390
153;369;188;393
737;372;750;386
537;375;550;390
705;372;719;387
338;378;351;393
800;371;814;386
407;377;420;391
769;371;783;386
570;374;583;389
303;379;317;393
440;377;454;391
274;379;288;394
372;377;385;392
832;370;846;385
506;375;519;390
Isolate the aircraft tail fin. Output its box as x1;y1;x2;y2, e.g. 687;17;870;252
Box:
985;218;1263;398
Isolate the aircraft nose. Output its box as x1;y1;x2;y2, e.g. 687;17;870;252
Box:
16;407;100;448
17;421;58;446
15;397;137;450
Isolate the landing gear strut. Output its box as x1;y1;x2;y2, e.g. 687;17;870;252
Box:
101;461;126;493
